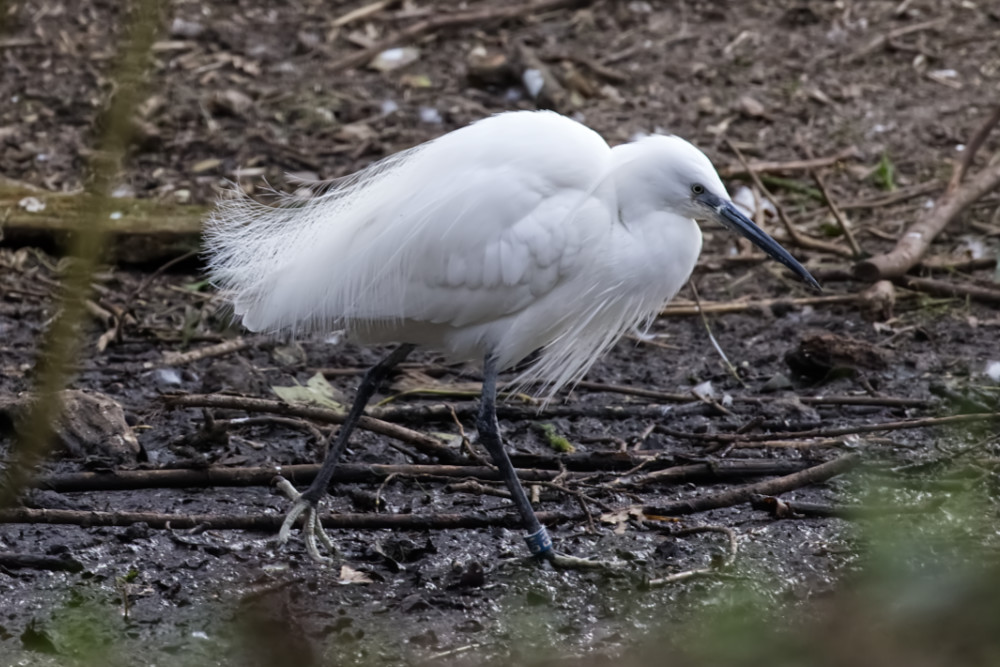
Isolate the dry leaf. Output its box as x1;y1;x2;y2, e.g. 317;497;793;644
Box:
338;565;373;584
272;372;346;410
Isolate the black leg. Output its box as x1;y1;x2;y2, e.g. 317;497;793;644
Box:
302;343;416;502
278;343;414;561
476;354;552;556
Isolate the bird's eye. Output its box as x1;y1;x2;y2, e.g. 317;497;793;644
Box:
691;184;705;195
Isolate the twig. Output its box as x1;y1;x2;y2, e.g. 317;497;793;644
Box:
365;393;932;424
331;0;394;27
804;148;863;256
750;494;946;519
0;38;40;48
535;480;615;515
575;381;690;402
691;282;745;387
327;0;589;73
688;388;734;417
855;161;1000;280
32;463;568;493
155;337;256;368
219;416;326;445
845;17;946;64
0;507;586;531
646;526;738;586
630;422;657;450
447;404;489;465
726;437;885;449
900;275;1000;305
813;172;861;256
946;104;1000;192
374;472;399;512
611;459;815;488
659;413;1000;444
725;139;854;258
447;479;514;499
116;249;200;340
839;180;942;210
918;256;997;273
643;453;860;516
544;51;629;84
660;294;857;316
417;645;482;665
163;393;462;462
718;147;859;178
370;401;704;423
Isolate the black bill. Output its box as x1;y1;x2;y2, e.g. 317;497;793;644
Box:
701;193;821;291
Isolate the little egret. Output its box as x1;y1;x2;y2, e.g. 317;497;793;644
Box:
206;110;819;567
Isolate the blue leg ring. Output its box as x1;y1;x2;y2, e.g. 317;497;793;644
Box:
524;527;553;555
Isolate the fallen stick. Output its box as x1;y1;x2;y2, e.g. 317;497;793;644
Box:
854;161;1000;280
45;448;799;493
750;494;945;519
839;180;942;210
342;394;933;424
612;459;814;488
845;17;946;64
331;0;393;27
797;132;862;256
947;104;1000;190
169;390;935;439
727;437;882;449
855;104;1000;281
717;147;859;179
810;166;863;257
574;381;930;409
164;393;462;463
899;275;1000;305
33;462;566;493
918;256;997;273
388;390;933;419
725;139;854;259
642;453;861;516
154;337;257;368
0;507;584;532
659;294;858;316
574;385;930;410
574;380;690;402
660;413;1000;443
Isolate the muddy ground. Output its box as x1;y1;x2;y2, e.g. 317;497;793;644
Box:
2;1;1000;665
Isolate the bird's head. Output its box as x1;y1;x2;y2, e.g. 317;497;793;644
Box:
616;134;821;291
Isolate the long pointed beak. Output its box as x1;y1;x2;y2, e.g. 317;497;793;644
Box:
702;194;821;291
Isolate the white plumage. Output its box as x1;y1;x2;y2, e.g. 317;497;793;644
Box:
205;110;818;565
203;110;737;395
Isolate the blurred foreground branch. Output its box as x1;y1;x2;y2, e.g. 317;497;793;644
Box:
0;2;163;507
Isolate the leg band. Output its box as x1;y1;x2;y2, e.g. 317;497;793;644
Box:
524;527;553;555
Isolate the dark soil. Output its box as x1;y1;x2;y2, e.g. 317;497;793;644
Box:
2;1;1000;665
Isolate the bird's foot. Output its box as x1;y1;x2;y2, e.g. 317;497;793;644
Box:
525;527;620;571
274;476;336;564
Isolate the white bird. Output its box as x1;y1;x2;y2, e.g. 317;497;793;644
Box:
205;110;819;566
